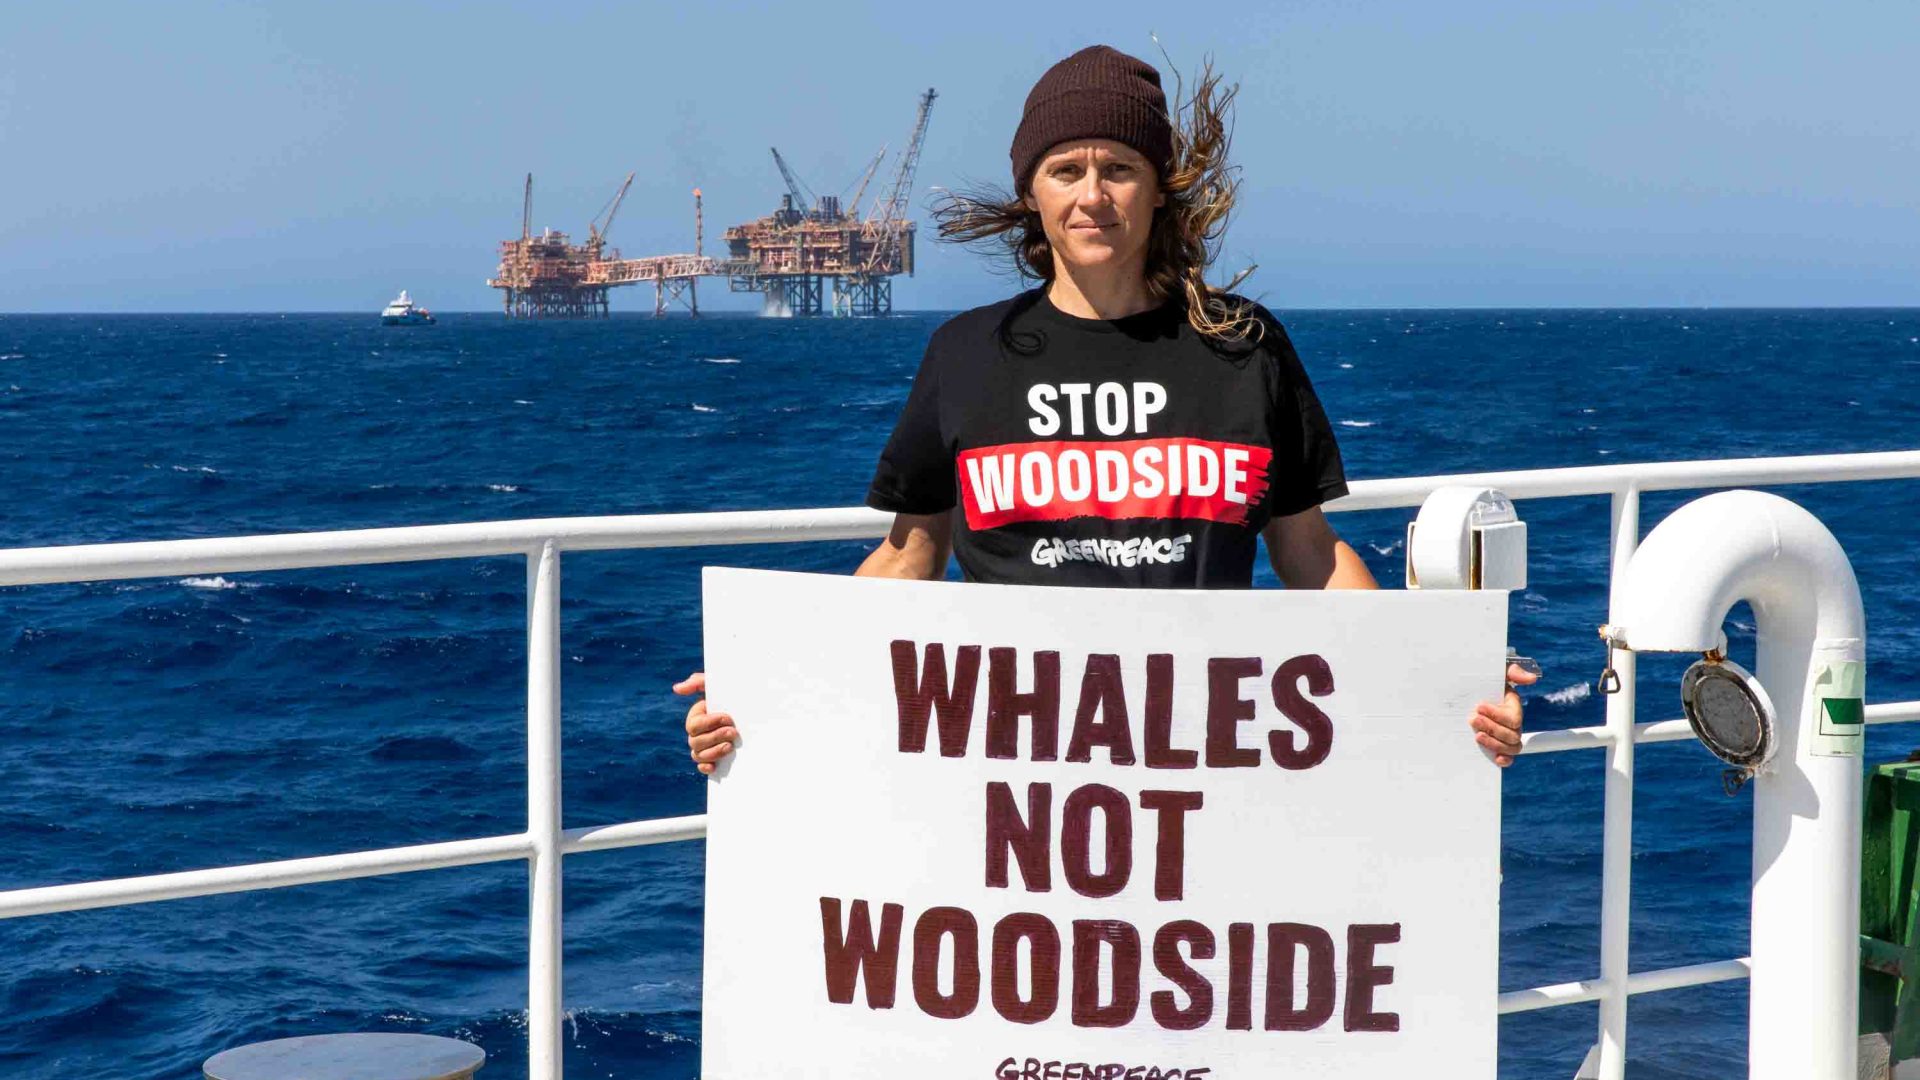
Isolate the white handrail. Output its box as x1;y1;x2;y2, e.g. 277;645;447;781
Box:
3;449;1917;588
0;507;896;587
8;702;1917;922
3;448;1918;1080
0;816;709;921
1592;486;1639;1076
1498;957;1755;1015
526;543;564;1079
1522;700;1920;754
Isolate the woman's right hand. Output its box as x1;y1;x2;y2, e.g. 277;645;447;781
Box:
675;671;737;775
674;513;943;777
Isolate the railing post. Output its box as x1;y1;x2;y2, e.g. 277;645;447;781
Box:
1596;485;1640;1080
527;542;564;1080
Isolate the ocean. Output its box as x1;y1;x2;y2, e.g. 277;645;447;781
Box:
1;308;1917;1078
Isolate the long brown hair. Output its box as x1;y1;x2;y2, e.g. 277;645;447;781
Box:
931;56;1261;343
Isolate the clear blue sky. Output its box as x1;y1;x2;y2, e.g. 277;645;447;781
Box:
3;0;1916;311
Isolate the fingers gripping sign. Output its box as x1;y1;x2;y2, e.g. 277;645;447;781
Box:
1470;660;1539;767
677;671;739;775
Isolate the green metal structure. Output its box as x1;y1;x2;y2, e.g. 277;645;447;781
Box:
1861;758;1920;1063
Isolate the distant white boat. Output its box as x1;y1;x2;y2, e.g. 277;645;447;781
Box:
381;290;435;326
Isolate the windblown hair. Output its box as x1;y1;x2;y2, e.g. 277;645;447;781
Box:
932;56;1261;344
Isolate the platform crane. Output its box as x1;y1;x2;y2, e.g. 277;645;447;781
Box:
844;145;888;219
586;172;634;254
865;88;937;271
769;148;818;217
521;173;533;242
871;89;937;227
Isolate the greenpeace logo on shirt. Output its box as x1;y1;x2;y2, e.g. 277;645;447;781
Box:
1031;533;1193;569
958;437;1273;530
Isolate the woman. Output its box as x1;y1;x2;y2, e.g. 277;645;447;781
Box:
680;44;1533;771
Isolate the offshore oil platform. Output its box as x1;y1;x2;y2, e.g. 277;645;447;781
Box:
488;89;936;318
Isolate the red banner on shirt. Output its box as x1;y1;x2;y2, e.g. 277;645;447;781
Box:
957;437;1273;530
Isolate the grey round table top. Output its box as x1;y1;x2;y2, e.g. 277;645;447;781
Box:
204;1033;485;1080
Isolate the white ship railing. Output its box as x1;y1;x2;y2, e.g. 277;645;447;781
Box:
3;448;1920;1080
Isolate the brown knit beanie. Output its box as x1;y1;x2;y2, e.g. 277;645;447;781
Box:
1010;45;1174;197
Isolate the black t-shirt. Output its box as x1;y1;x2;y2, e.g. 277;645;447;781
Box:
866;288;1349;588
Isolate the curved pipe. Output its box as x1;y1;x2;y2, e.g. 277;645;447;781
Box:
1612;489;1864;1080
1612;489;1862;652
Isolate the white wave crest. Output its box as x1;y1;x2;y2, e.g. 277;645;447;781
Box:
1544;682;1592;706
1339;419;1375;428
692;403;717;413
180;576;237;590
699;357;742;364
487;484;521;493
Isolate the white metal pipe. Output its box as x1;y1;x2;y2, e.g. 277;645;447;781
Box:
0;507;895;587
1499;975;1608;1014
1596;486;1639;1080
1326;449;1920;512
1519;699;1920;755
1613;490;1865;1080
0;832;532;919
1519;725;1618;753
1627;956;1754;996
1614;491;1864;653
561;815;708;853
1865;701;1920;725
0;814;714;923
1498;957;1754;1015
1629;719;1703;745
527;543;564;1080
2;451;1916;588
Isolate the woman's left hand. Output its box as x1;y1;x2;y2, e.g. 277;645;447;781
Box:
1471;661;1539;767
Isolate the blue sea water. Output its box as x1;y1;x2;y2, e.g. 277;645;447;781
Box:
0;308;1917;1079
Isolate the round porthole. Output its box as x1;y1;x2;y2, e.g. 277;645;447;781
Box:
1681;655;1776;790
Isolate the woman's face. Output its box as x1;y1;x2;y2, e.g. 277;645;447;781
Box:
1023;139;1165;278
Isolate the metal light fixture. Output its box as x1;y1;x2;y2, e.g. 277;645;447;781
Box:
1406;486;1527;591
1680;650;1777;793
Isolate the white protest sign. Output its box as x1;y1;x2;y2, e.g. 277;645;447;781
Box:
700;568;1505;1080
